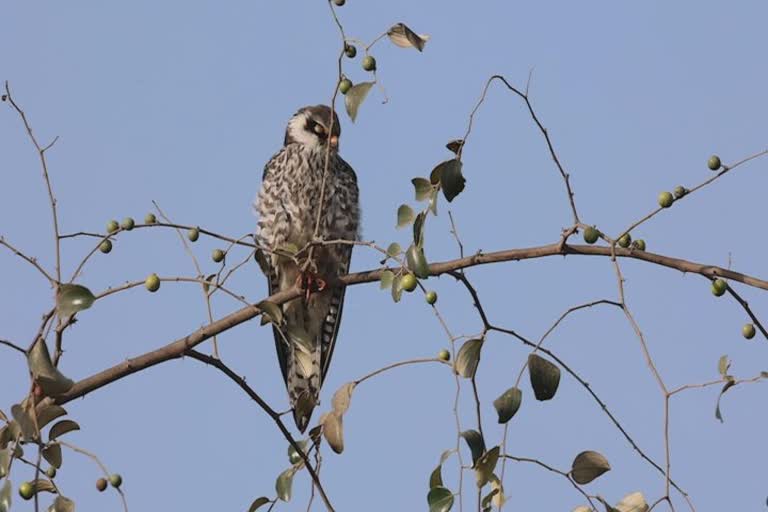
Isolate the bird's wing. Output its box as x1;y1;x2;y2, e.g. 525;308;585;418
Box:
319;244;352;384
263;256;291;388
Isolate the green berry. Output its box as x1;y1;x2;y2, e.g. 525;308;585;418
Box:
673;185;687;199
333;0;345;5
618;233;632;248
437;349;450;362
96;478;108;492
742;323;756;340
707;155;722;171
212;249;225;263
711;279;727;297
109;473;123;488
120;217;135;231
46;466;57;479
632;239;646;251
99;239;113;254
344;44;357;59
144;213;157;224
145;273;161;292
19;481;34;500
188;227;200;242
106;220;119;233
362;55;376;72
401;273;417;292
425;291;438;305
339;78;353;95
583;226;600;244
658;191;674;208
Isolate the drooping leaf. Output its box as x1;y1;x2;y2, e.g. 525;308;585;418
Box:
28;338;74;397
42;443;62;469
0;480;11;512
386;242;402;258
528;354;561;401
49;420;80;441
438;159;466;202
455;339;483;379
10;404;37;441
459;430;486;467
715;378;736;423
474;446;500;488
37;405;67;430
48;495;75;512
287;440;308;465
717;355;730;377
391;275;404;303
428;191;439;215
429;450;454;489
257;301;283;326
481;489;499;512
387;23;429;51
488;474;505;509
344;81;374;122
0;449;9;479
397;204;415;228
380;270;395;290
56;284;95;319
571;450;611;484
412;178;432;201
248;497;271;512
406;245;429;279
614;491;649;512
275;468;296;502
0;423;20;449
446;139;464;155
322;412;345;454
331;382;356;415
493;387;522;424
412;212;426;248
427;486;454;512
31;479;56;494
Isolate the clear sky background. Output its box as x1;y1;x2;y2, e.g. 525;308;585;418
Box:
1;1;767;511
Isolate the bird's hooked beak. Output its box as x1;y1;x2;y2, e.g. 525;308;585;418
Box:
329;135;339;148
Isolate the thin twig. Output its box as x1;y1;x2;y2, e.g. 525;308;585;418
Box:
0;236;55;284
58;440;129;512
0;339;28;356
502;455;597;510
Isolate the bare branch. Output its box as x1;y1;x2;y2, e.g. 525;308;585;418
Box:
0;236;55;284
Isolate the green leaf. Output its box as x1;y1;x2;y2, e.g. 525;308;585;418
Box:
287;440;307;465
11;403;37;441
386;242;402;258
412;212;426;248
248;497;271;512
614;491;649;512
48;495;75;512
0;449;9;479
344;81;374;122
257;300;283;326
387;23;429;51
42;443;62;469
429;450;454;489
459;430;486;467
380;270;395;290
715;379;736;423
528;354;561;401
275;467;296;502
438;159;466;202
428;190;439;216
48;420;80;441
570;450;611;484
56;284;95;319
391;275;404;303
717;355;730;377
474;446;500;488
321;412;345;454
406;245;429;279
0;480;11;512
493;387;522;424
455;339;483;379
397;204;415;228
427;486;454;512
37;405;67;430
412;178;432;201
27;339;74;397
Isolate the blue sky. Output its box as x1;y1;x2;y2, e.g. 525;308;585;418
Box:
1;1;767;510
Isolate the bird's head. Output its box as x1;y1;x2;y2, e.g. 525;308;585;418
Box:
284;105;341;151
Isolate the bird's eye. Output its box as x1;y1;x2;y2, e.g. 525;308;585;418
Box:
313;123;327;137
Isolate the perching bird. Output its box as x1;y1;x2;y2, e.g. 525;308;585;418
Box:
254;105;360;432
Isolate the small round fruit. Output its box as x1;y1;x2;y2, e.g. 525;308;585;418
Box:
106;220;119;233
361;55;376;72
401;273;417;292
339;78;353;95
673;185;687;199
144;213;157;224
96;478;108;492
333;0;345;5
632;239;646;251
658;191;674;208
109;473;123;488
618;233;632;248
437;349;450;362
188;227;200;242
711;279;727;297
707;155;722;171
742;323;756;340
344;44;357;59
583;226;600;244
120;217;135;231
46;466;57;478
425;291;438;305
145;273;161;293
99;239;113;254
289;451;302;465
19;481;34;500
212;249;225;263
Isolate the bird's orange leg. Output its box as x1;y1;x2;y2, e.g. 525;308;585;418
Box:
295;271;327;301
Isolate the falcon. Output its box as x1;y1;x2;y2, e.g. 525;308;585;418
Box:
254;105;360;432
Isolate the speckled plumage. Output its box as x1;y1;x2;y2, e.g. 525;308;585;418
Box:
254;105;360;432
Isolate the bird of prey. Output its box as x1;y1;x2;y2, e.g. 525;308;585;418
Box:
254;105;360;432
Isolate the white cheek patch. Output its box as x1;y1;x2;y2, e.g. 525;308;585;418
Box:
287;114;321;148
